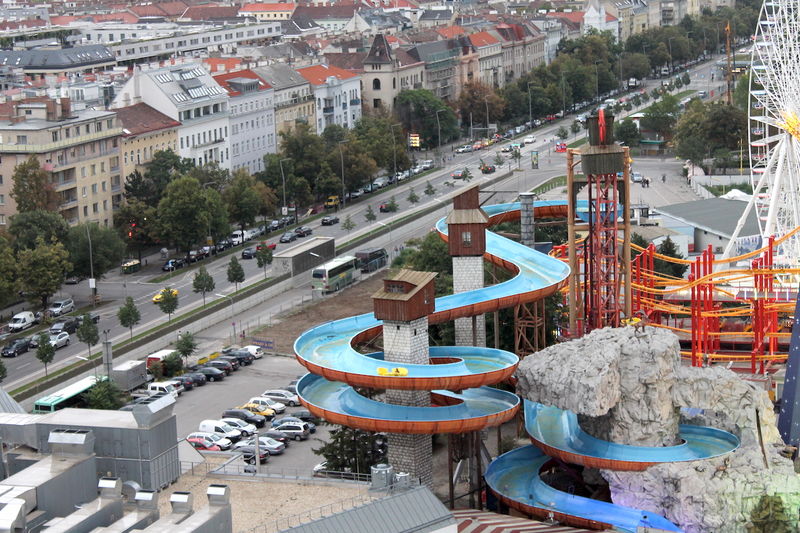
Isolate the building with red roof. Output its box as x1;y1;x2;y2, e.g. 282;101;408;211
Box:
468;31;503;87
296;63;362;133
115;102;180;181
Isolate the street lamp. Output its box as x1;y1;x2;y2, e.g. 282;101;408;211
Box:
215;293;236;340
76;355;98;379
435;109;445;165
85;224;95;308
278;158;290;217
390;123;400;179
668;37;676;73
527;82;534;127
594;60;602;102
338;139;349;207
484;96;490;133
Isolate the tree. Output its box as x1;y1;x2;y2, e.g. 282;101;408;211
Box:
157;287;179;322
424;181;436;197
223;169;262;236
8;210;69;251
10;156;59;213
83;381;124;410
641;94;680;139
406;187;419;205
36;332;55;375
0;237;17;309
162;352;183;377
252;180;278;224
733;71;750;111
0;360;6;383
461;168;473;182
117;296;141;340
255;247;273;280
457;82;506;133
342;215;355;231
187;162;230;192
113;198;158;261
279;123;330;198
493;153;505;167
712;148;735;174
192;266;215;305
126;149;194;205
17;237;71;311
227;256;245;292
384;196;398;213
157;176;218;255
556;126;569;140
631;232;650;251
365;205;376;222
175;331;197;364
395;89;459;148
511;148;522;169
327;136;379;194
570;120;582;136
66;223;126;280
353;113;411;173
654;237;689;279
76;314;99;363
621;53;651;80
313;426;387;474
615;118;641;146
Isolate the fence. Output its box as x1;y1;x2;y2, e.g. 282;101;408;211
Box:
220;293;314;346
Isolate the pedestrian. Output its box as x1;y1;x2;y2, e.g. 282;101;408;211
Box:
662;174;666;183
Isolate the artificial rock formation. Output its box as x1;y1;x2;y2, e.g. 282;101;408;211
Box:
516;325;800;532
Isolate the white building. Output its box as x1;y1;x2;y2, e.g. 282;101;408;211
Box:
296;64;362;134
113;63;231;169
213;69;277;174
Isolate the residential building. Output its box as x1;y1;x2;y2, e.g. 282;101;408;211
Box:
252;64;316;135
360;34;425;112
297;64;362;134
530;18;566;64
293;5;370;35
416;9;453;28
213;70;277;174
113;64;231;169
0;97;122;226
407;39;461;101
468;31;503;88
0;45;116;78
114;103;180;205
493;23;547;82
609;0;651;42
239;3;297;21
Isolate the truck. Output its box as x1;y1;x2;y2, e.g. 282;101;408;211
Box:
627;78;640;88
111;360;151;392
324;195;340;209
146;349;178;369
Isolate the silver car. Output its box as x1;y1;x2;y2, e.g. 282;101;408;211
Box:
222;418;257;437
233;436;285;455
49;332;70;349
261;389;300;407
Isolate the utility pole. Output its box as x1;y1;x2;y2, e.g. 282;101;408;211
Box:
278;158;290;216
725;20;733;105
339;139;349;206
527;82;533;127
390;123;400;178
435;109;444;164
86;224;96;308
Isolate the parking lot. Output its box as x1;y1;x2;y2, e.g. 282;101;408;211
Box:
173;352;331;473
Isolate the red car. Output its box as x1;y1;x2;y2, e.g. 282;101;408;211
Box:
187;436;221;451
256;241;277;252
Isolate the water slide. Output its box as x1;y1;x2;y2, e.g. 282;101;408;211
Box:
295;201;739;531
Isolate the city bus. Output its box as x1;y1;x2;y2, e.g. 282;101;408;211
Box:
311;256;358;293
355;248;388;273
33;375;106;414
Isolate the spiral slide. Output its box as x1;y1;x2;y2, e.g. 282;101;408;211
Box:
295;201;739;532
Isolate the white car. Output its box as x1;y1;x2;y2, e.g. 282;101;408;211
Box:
248;396;286;414
523;136;536;145
261;389;300;407
632;172;643;183
222;418;257;437
187;431;232;451
240;345;264;359
49;332;70;349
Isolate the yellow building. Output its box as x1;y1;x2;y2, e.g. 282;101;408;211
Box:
0;96;122;227
115;103;180;185
238;3;296;21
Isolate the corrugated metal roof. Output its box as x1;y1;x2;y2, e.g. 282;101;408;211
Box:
653;197;760;239
446;209;489;225
373;269;437;301
279;486;455;533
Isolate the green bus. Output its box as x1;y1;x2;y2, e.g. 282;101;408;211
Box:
311;255;358;293
33;375;106;414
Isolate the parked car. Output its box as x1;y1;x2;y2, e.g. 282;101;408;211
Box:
234;436;285;455
241;247;256;259
261;389;300;407
204;360;233;375
221;417;257;437
171;375;195;391
321;216;339;226
247;396;285;414
294;226;313;237
48;298;74;317
7;312;37;332
272;416;316;433
194;367;225;382
185;372;208;386
240;345;264;359
238;403;276;418
48;332;71;349
222;408;266;428
152;288;178;304
273;421;310;441
186;435;221;451
215;356;241;371
216;239;233;252
198;419;242;442
222;349;254;366
268;220;283;232
279;232;297;243
238;445;269;465
262;429;291;446
349;190;362;200
188;249;205;263
2;338;31;358
292;409;321;424
76;312;100;326
187;431;231;451
50;316;79;335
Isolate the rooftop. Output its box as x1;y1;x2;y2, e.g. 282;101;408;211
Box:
143;64;227;107
213;69;272;97
654;197;761;239
240;2;297;11
296;63;359;86
0;44;115;70
252;64;310;91
469;30;500;47
115;102;180;137
373;269;437;301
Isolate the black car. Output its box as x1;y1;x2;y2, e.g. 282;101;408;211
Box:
321;216;339;226
279;232;297;243
268;220;283;232
294;226;313;237
480;164;496;174
195;366;225;382
50;316;80;335
222;408;267;427
185;372;208;386
162;258;186;271
223;349;255;366
216;239;233;252
2;338;30;357
262;429;291;446
241;247;256;259
204;360;233;375
215;356;241;371
76;312;100;326
238;445;269;465
293;409;321;424
172;375;195;391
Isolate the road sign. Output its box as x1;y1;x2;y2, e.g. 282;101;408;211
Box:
409;133;420;148
531;151;539;169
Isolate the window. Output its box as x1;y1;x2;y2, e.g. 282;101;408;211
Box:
16;135;27;144
0;175;3;185
83;206;88;217
462;231;472;246
91;184;97;194
82;186;87;197
0;214;5;225
0;194;4;205
52;131;59;142
93;203;99;214
372;78;381;90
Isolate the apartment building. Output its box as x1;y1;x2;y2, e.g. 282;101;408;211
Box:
361;34;425;112
252;64;315;136
494;23;547;82
468;31;503;88
114;103;180;205
0;45;116;78
239;3;297;21
114;64;231;169
407;39;461;101
213;70;277;174
0;97;122;226
296;64;362;134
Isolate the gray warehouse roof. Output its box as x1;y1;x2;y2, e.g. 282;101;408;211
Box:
0;44;115;70
654;197;760;238
279;486;455;533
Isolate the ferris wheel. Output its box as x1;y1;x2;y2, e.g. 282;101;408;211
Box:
724;0;800;266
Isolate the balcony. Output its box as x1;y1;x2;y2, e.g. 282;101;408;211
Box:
0;128;124;154
191;138;224;149
59;198;78;209
350;98;361;106
54;178;76;192
322;106;334;115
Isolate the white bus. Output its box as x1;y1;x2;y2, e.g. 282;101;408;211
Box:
311;256;358;293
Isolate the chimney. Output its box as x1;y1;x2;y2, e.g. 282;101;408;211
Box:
60;96;71;118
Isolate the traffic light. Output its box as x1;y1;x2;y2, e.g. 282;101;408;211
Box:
128;222;136;239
